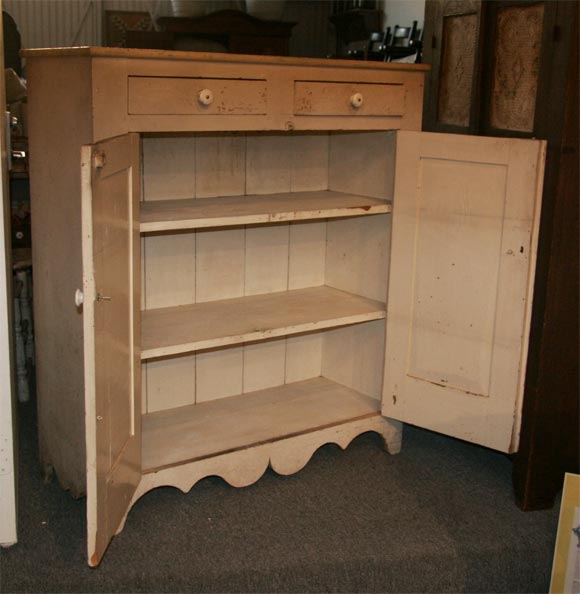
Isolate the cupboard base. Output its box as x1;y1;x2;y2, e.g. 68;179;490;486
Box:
114;415;401;537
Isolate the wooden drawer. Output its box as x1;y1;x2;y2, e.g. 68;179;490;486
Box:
294;81;405;117
128;76;267;116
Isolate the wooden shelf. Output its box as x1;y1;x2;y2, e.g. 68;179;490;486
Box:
142;376;380;472
140;190;391;232
141;285;385;359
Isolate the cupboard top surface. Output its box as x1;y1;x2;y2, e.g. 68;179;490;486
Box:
21;45;430;72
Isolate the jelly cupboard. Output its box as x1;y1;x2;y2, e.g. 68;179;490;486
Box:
23;48;545;566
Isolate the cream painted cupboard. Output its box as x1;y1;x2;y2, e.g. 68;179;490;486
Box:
23;48;545;566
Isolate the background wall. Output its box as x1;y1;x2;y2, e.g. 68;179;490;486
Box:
4;0;422;55
380;0;425;30
2;0;244;49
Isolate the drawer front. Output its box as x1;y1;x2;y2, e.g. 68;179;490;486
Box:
128;76;267;116
294;81;405;117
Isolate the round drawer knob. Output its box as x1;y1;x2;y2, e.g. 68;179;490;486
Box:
198;89;214;106
350;92;364;108
74;289;84;307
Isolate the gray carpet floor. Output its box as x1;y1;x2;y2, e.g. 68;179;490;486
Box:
0;399;560;593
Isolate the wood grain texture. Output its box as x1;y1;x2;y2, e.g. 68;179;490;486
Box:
140;191;391;232
142;377;381;471
141;286;386;359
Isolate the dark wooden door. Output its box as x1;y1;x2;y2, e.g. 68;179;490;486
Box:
422;0;484;134
422;0;579;510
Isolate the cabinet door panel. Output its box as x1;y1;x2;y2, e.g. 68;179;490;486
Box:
81;133;141;566
383;131;545;452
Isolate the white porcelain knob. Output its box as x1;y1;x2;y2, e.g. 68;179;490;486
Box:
350;92;364;108
198;89;214;106
75;289;84;307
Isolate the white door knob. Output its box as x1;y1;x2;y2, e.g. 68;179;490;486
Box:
74;289;84;307
350;92;364;108
198;89;214;106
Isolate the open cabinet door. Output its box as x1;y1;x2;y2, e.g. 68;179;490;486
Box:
383;131;545;453
81;133;141;566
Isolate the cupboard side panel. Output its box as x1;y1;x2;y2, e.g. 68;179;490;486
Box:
27;57;94;496
321;320;386;400
325;214;391;303
195;134;246;402
328;131;396;199
323;133;393;401
142;136;197;412
326;131;394;298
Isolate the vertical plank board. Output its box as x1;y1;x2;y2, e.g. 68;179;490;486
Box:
288;221;326;290
142;136;196;201
285;334;323;383
244;134;293;391
243;339;287;393
195;134;246;402
195;134;246;198
325;214;390;302
323;133;392;401
286;221;325;382
328;131;395;199
322;320;385;400
285;133;330;382
244;224;290;295
196;347;245;403
142;135;197;412
290;133;329;192
146;355;196;412
143;232;196;309
245;134;292;296
195;229;245;302
246;133;292;195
